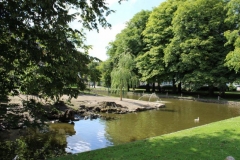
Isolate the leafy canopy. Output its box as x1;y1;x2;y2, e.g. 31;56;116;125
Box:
111;53;138;94
164;0;232;87
0;0;122;100
224;0;240;72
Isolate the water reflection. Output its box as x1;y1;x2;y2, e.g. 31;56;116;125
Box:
103;98;240;146
59;95;240;154
66;119;113;153
49;123;76;136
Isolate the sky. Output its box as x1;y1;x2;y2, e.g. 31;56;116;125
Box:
72;0;165;61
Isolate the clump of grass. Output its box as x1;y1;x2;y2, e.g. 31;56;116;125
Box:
51;116;240;160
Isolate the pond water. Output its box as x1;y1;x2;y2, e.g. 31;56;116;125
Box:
60;93;240;154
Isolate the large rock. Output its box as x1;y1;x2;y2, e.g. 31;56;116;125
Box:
97;101;128;113
59;109;75;122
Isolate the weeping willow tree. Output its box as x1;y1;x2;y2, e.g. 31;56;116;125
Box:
111;53;139;101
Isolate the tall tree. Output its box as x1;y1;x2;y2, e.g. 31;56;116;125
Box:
111;53;138;101
88;59;101;88
107;10;151;57
136;0;184;92
99;59;113;87
106;10;151;91
164;0;233;94
0;0;125;142
121;10;152;56
0;0;120;100
224;0;240;73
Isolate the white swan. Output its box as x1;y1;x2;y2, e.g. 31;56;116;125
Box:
194;117;199;122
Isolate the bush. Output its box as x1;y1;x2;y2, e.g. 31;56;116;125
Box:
228;84;236;91
0;129;67;160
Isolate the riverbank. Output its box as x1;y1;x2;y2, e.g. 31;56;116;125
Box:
0;94;164;132
60;94;165;112
52;116;240;160
7;94;165;112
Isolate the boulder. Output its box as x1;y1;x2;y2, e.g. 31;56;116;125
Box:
135;107;147;112
59;109;75;122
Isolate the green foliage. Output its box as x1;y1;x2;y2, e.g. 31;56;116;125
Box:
87;59;102;87
106;10;151;58
0;0;122;100
224;0;240;72
0;129;67;160
137;0;182;82
99;59;113;87
0;0;125;137
106;10;152;91
111;53;138;93
104;0;240;94
122;10;151;56
228;83;236;91
164;0;233;88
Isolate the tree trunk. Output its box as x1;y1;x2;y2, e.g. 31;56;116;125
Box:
152;82;155;92
208;84;214;96
146;83;150;92
158;83;161;93
219;83;226;96
120;80;123;101
172;79;176;93
120;88;122;101
178;82;182;93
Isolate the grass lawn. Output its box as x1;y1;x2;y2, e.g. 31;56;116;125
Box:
51;116;240;160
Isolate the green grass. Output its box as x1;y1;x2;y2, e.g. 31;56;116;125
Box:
51;116;240;160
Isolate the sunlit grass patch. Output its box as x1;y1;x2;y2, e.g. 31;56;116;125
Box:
51;116;240;160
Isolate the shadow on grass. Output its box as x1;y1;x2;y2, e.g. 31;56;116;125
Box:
141;129;240;159
57;126;240;160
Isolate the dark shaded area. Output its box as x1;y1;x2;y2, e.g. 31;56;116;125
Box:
0;129;68;160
